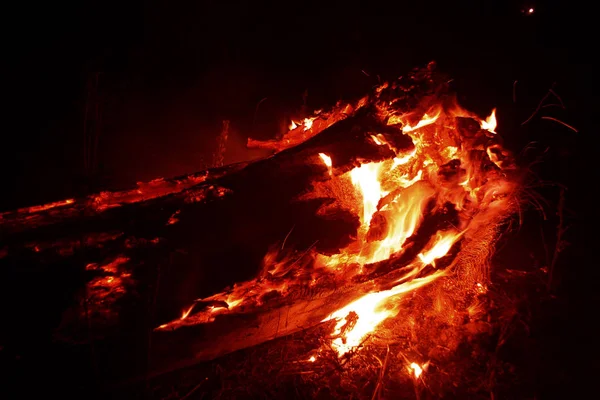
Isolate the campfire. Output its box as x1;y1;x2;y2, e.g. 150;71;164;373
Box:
154;64;520;362
0;64;528;398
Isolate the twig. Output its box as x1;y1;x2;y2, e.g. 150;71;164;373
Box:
540;116;578;133
281;225;295;250
371;346;390;400
521;89;552;126
287;240;319;269
179;378;208;400
541;103;564;109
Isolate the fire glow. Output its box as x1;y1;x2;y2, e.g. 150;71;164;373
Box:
155;77;519;364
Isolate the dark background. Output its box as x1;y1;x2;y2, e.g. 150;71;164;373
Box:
1;0;597;397
2;0;594;210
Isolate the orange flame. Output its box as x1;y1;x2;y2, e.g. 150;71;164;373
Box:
181;304;195;320
303;117;315;131
317;102;515;354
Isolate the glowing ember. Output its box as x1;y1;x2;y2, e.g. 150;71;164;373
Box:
181;304;195;320
318;153;332;169
308;356;316;362
289;120;298;130
19;198;75;214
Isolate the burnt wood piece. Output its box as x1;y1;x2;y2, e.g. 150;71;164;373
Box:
0;102;423;387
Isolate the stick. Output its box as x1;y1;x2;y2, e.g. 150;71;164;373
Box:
281;225;295;250
179;378;207;400
540;116;578;133
371;346;390;400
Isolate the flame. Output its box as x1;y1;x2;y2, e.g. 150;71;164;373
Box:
409;362;426;379
418;230;464;266
481;108;497;133
290;120;298;130
350;162;386;228
316;102;516;354
308;356;316;362
303;117;315;131
181;304;195;320
323;269;445;356
402;111;440;133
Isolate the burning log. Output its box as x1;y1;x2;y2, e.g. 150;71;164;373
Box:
0;64;522;385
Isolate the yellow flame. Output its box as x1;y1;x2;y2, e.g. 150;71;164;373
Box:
303;117;315;131
289;120;298;130
409;362;423;378
481;108;497;133
323;270;445;356
402;111;440;133
350;162;386;227
393;148;417;167
418;230;464;266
